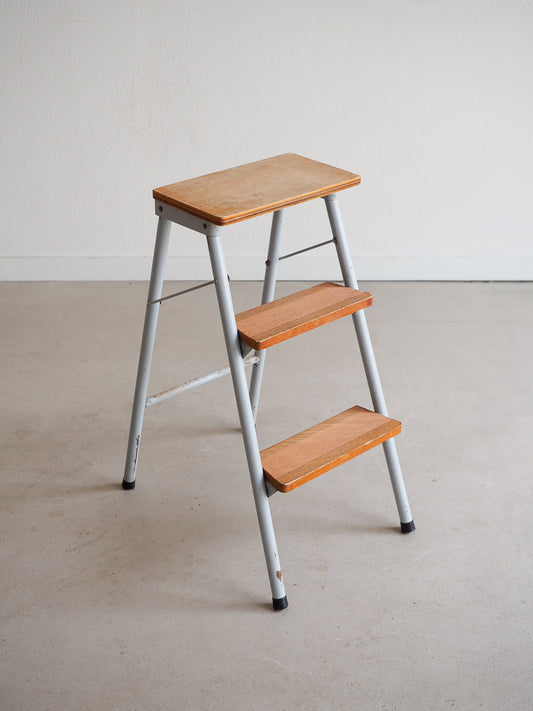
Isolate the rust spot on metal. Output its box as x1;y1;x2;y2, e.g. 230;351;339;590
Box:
276;570;282;582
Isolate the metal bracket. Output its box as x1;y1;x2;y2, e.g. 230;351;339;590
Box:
265;479;278;497
154;200;218;236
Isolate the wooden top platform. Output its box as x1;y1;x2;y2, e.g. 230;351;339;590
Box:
153;153;361;226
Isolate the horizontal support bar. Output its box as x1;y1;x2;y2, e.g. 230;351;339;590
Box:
147;280;215;305
267;239;334;265
145;355;259;408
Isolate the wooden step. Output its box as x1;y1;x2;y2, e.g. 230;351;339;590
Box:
261;406;401;493
236;282;372;350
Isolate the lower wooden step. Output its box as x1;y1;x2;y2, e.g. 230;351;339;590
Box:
261;406;401;493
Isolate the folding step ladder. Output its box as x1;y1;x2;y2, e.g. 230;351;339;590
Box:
122;153;415;611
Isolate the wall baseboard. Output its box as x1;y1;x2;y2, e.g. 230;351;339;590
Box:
1;255;531;281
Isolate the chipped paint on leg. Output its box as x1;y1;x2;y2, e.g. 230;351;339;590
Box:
132;434;140;473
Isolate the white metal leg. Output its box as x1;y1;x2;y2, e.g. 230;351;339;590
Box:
123;217;171;489
324;194;414;530
249;209;285;421
206;229;288;609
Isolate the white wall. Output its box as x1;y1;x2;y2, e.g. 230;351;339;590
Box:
1;0;532;281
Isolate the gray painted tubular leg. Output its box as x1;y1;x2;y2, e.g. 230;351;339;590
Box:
206;230;287;608
249;209;285;421
323;194;414;529
123;217;171;489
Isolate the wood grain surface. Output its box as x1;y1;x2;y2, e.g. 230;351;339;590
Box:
261;406;401;492
236;282;372;350
153;153;360;225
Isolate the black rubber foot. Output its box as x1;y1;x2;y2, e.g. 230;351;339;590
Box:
401;520;415;533
122;479;135;490
272;595;288;611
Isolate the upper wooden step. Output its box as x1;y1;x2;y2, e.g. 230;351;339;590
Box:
153;153;360;226
262;406;401;493
236;282;372;350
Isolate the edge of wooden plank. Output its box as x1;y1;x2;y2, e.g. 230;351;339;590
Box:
153;180;360;226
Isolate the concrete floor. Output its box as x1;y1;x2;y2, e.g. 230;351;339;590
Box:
1;280;532;710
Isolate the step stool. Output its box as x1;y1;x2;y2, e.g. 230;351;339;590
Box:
122;153;415;611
